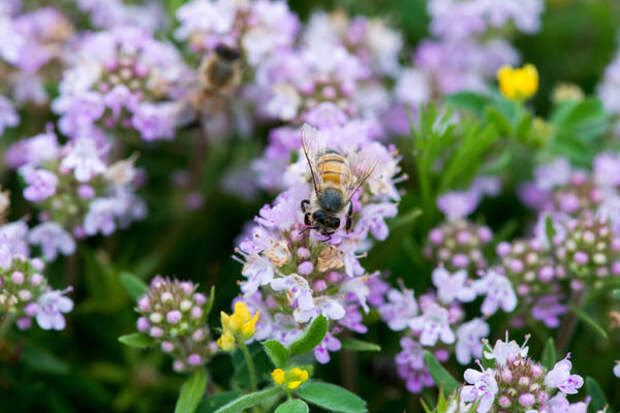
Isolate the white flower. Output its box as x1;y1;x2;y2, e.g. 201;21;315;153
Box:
28;222;76;261
61;137;106;182
409;302;455;346
456;318;489;365
270;274;315;323
432;267;476;304
483;333;529;366
473;269;517;316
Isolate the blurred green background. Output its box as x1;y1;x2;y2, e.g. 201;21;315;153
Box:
1;0;620;412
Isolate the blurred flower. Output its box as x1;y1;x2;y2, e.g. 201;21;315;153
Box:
497;63;539;100
218;301;259;350
0;96;19;136
35;287;73;330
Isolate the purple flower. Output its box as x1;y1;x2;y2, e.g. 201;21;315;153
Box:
378;285;418;331
455;318;490;365
0;95;19;136
35;287;74;330
432;267;476;304
61;137;106;182
473;269;517;316
22;168;58;202
409;302;455;346
28;222;76;261
314;332;341;364
531;294;568;328
460;366;498;413
0;221;30;258
437;190;480;221
544;355;584;395
395;337;434;393
270;274;315;323
483;333;529;366
131;102;177;142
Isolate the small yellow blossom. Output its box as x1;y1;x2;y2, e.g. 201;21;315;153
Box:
497;64;539;100
271;367;310;390
271;368;286;385
217;302;259;351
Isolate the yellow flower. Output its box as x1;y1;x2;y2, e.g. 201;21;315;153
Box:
286;368;309;390
497;64;539;100
216;330;236;351
271;368;286;385
217;302;260;351
271;367;309;390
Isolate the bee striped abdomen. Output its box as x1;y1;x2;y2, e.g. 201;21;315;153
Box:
317;152;350;187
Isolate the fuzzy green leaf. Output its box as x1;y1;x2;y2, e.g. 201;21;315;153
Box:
197;391;243;413
118;333;154;349
544;215;556;247
423;351;460;397
341;338;381;352
175;368;207;413
274;399;309;413
585;377;607;413
289;315;328;356
541;338;557;369
119;272;148;299
263;340;291;368
294;382;367;413
203;286;216;317
214;387;282;413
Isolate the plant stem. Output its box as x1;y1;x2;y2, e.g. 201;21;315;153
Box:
239;342;258;392
556;288;586;354
0;313;15;341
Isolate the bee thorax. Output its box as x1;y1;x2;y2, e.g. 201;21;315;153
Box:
318;187;345;213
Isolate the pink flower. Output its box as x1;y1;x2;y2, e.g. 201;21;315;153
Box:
35;287;74;330
544;355;584;395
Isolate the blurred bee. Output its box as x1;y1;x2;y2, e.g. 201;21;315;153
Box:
0;186;9;224
199;44;242;97
300;124;376;239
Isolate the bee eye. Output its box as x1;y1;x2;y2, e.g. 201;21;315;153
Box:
330;217;340;228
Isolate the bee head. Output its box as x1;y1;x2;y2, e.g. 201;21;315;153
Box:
215;44;240;61
312;210;340;231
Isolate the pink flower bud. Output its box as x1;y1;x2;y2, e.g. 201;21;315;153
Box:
137;317;149;332
11;271;24;284
149;327;163;338
161;341;174;352
166;310;182;324
187;354;202;366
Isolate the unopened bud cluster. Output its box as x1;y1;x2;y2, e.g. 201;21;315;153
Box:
0;256;48;330
554;214;620;279
492;354;549;411
426;220;493;273
135;276;216;372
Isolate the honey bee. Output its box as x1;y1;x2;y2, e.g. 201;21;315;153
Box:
199;44;242;97
300;124;376;239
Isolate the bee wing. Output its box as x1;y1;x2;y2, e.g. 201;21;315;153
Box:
301;123;322;193
346;154;378;203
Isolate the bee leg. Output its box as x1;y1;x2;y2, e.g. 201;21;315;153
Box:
304;212;312;226
345;202;353;232
301;199;310;213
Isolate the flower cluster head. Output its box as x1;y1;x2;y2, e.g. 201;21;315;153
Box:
271;367;310;390
0;248;73;331
426;220;493;274
217;301;259;351
497;64;539;101
5;130;146;257
458;334;588;413
235;120;402;364
175;0;299;67
135;276;216;372
53;26;191;141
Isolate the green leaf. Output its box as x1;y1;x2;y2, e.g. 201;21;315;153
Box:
294;382;367;413
197;391;243;413
119;272;148;299
423;351;460;397
341;338;381;352
118;333;154;349
274;399;309;413
541;338;557;369
22;345;70;375
175;368;208;413
214;387;282;413
289;315;328;356
585;377;607;413
544;214;556;247
203;286;216;317
570;306;608;340
263;340;291;368
613;289;620;300
445;91;490;114
232;346;273;387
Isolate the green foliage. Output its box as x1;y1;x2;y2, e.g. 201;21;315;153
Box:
570;306;608;340
232;345;273;387
263;340;291;368
117;333;154;349
294;382;367;413
213;387;282;413
541;338;557;370
288;315;328;356
175;368;208;413
274;399;310;413
341;338;381;352
197;391;243;413
544;214;557;247
22;344;70;375
585;377;608;413
423;351;460;397
119;272;148;299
